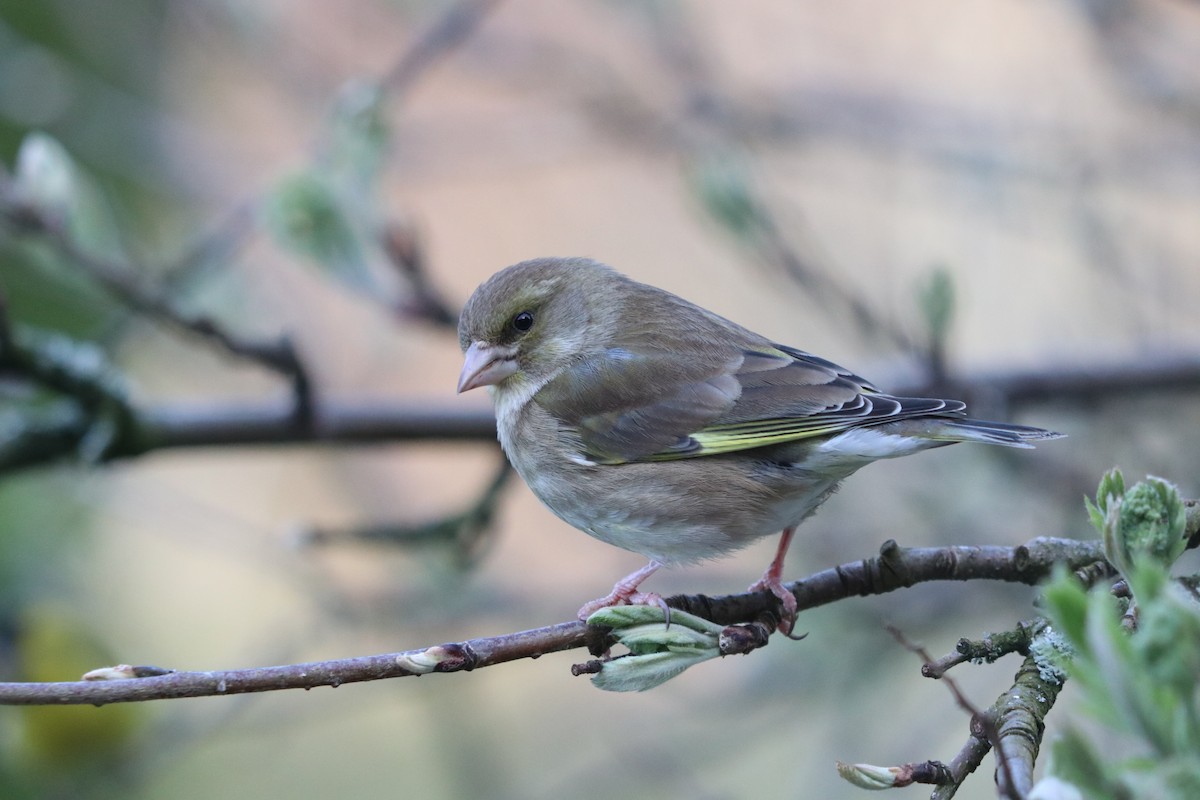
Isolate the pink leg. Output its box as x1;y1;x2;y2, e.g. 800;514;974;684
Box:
578;560;669;621
748;527;798;635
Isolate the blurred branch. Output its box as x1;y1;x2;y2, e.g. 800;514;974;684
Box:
299;457;512;567
0;535;1107;705
691;157;925;354
613;4;925;356
1074;0;1200;125
381;219;459;328
3;353;1200;474
382;0;505;101
0;176;313;411
0;398;498;473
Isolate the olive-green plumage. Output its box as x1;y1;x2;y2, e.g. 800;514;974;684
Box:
457;257;1062;625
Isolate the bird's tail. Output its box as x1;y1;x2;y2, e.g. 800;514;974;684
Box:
921;418;1065;449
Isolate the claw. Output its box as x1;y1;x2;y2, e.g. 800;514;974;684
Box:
578;560;668;624
748;527;799;636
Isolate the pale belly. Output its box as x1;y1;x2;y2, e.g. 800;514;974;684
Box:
491;383;887;565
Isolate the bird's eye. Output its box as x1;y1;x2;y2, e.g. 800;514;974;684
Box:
512;310;534;332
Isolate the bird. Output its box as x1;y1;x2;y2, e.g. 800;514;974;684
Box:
456;257;1062;634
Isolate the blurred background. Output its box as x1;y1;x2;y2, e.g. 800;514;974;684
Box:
1;0;1199;797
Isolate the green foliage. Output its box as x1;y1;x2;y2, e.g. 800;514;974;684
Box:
2;133;126;336
916;265;955;348
1034;472;1200;799
688;153;763;240
265;172;372;289
1086;469;1188;595
264;79;398;304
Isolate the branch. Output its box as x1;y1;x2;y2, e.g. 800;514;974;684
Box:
922;618;1045;679
300;457;513;566
991;654;1063;798
3;342;1194;483
0;397;497;473
0;622;587;706
671;537;1108;625
0;536;1107;706
0;183;307;387
888;626;1020;799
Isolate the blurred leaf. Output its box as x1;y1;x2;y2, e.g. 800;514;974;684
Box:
324;78;390;195
1047;729;1119;799
689;153;762;239
1086;468;1126;535
264;171;377;294
16;605;143;769
9;132;123;257
1042;532;1200;796
915;265;955;346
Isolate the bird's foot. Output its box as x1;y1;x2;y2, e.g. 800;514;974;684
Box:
748;573;799;638
750;526;802;637
578;561;669;625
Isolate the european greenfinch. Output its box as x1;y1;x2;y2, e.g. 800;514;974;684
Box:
457;257;1062;633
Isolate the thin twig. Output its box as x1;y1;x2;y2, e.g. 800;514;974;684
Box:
889;626;1020;799
923;619;1046;679
0;536;1104;707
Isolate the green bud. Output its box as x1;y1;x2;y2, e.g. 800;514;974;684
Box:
1089;470;1188;579
586;605;723;636
9;132;120;254
835;761;904;790
1118;477;1187;568
586;607;724;692
589;648;719;692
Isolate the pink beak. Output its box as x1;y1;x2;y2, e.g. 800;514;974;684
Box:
457;341;519;393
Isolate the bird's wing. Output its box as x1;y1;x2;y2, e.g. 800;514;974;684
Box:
534;344;745;463
536;343;964;464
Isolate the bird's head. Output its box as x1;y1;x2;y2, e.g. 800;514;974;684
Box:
457;257;623;394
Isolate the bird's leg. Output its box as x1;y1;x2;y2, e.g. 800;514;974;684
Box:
748;527;799;636
577;559;669;623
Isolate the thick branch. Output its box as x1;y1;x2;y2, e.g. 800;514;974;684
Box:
992;654;1064;798
0;536;1107;706
670;537;1108;624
